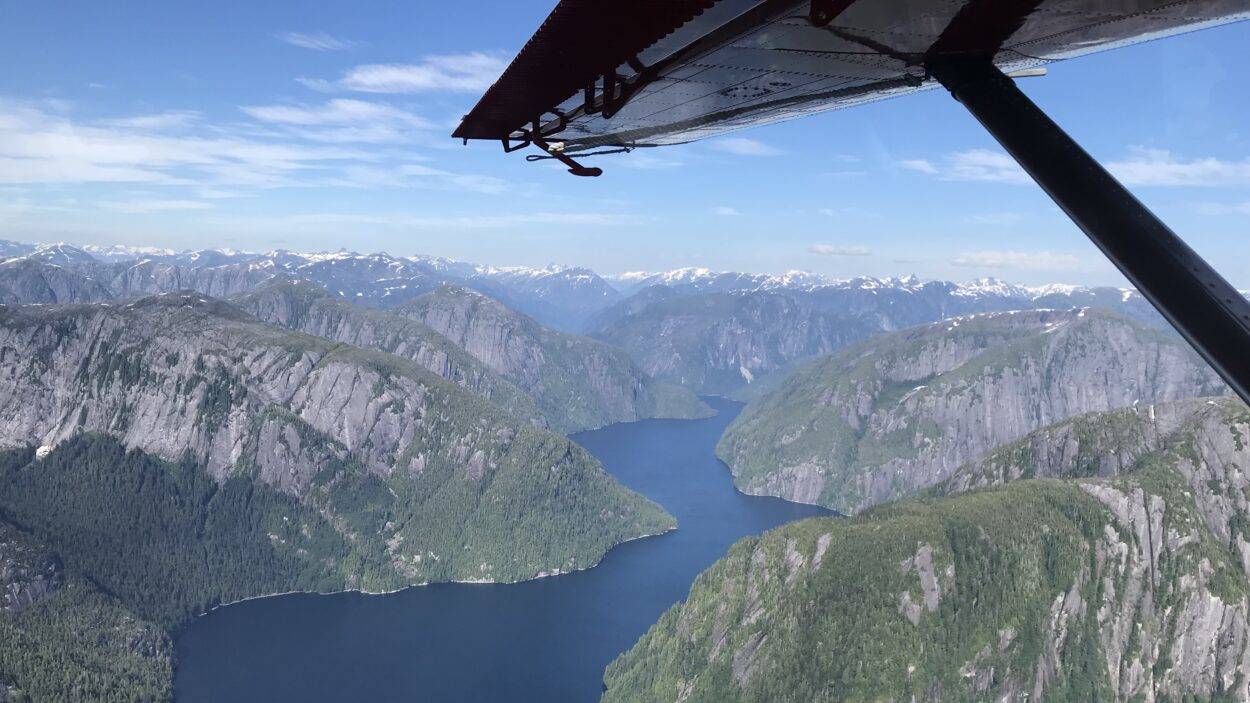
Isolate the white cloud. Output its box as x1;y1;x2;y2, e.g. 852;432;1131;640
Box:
817;205;877;218
0;100;493;194
709;137;782;157
809;243;871;256
242;99;430;128
275;31;356;51
241;98;442;145
1108;148;1250;187
711;205;740;216
618;153;684;170
1195;201;1250;216
899;159;937;175
946;150;1029;183
102;199;213;213
901;150;1029;183
103;111;201;130
965;212;1023;226
951;250;1082;271
0;100;372;187
302;53;507;94
907;146;1250;188
214;211;643;231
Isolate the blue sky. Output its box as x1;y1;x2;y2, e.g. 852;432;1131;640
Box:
1;2;1247;286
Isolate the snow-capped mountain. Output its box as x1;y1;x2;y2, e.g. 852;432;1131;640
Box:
79;244;179;263
587;273;1175;395
470;265;622;330
609;267;832;296
0;240;36;261
0;242;622;331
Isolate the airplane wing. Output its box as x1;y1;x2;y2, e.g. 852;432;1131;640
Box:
453;0;1249;150
452;0;1250;408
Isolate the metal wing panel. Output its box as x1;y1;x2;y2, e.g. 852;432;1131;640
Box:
456;0;1248;149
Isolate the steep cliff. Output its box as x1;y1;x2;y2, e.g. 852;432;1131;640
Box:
604;398;1250;702
234;280;545;428
589;277;1176;395
717;309;1227;513
0;293;673;591
399;285;711;432
0;259;112;305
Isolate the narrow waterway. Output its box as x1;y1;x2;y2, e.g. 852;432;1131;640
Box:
175;397;829;701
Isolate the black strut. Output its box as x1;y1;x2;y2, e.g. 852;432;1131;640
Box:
930;59;1250;405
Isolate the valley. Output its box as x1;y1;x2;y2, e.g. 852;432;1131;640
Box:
0;239;1246;702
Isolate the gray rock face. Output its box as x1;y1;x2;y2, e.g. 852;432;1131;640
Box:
234;281;546;429
0;523;63;611
589;276;1182;395
0;259;112;305
942;397;1250;701
603;397;1250;703
399;285;710;433
719;309;1229;513
0;292;673;585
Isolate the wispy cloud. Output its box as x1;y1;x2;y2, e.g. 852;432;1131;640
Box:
241;99;424;127
0;99;499;194
709;137;782;157
103;111;201;131
618;153;684;170
102;199;213;213
1195;201;1250;216
213;211;644;231
300;53;507;93
817;206;877;218
0;100;367;187
809;243;871;256
901;149;1029;184
898;158;937;175
951;250;1081;271
711;205;740;216
275;31;357;51
1107;148;1250;187
965;212;1023;226
907;146;1250;188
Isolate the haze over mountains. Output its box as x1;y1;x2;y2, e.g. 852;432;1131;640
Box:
0;238;1216;405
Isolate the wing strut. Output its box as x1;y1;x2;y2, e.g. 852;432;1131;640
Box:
930;60;1250;405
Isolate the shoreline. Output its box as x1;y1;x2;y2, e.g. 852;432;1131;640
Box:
186;523;678;621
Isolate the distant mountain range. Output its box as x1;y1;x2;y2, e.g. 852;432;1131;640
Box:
6;238;1244;401
0;240;619;332
588;275;1176;395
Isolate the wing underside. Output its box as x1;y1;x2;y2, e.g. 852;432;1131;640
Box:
453;0;1248;151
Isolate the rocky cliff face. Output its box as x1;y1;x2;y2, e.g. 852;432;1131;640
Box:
0;259;112;305
0;293;672;586
718;309;1228;513
591;288;883;394
234;281;546;429
604;398;1250;702
589;277;1176;395
399;286;711;432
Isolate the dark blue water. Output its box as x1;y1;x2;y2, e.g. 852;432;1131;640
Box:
174;397;828;702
